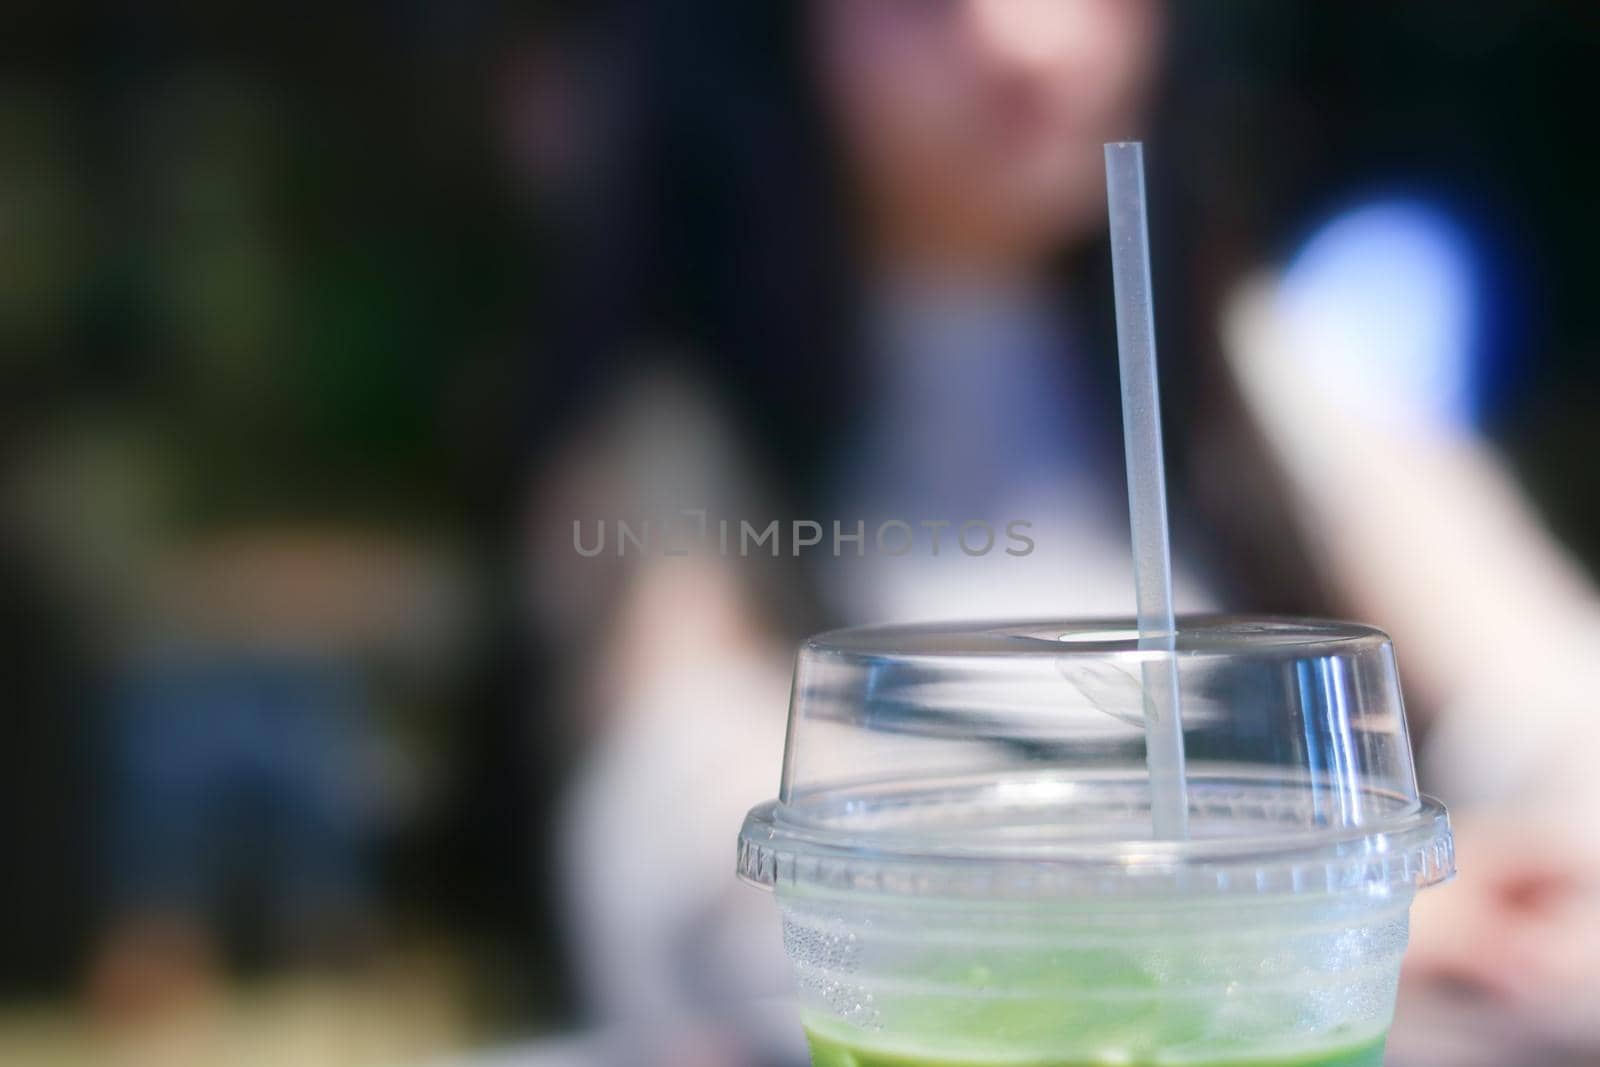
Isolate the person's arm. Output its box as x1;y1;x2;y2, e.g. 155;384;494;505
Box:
1226;273;1600;1053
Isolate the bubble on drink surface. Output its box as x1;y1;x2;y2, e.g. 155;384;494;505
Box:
781;901;882;1031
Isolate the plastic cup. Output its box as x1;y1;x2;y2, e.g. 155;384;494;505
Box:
737;617;1454;1066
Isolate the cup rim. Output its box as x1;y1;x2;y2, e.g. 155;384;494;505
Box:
806;614;1391;661
739;775;1454;899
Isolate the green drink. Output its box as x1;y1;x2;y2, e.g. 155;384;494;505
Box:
738;620;1454;1067
804;1029;1386;1067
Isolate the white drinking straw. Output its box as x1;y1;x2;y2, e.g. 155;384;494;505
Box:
1104;141;1190;839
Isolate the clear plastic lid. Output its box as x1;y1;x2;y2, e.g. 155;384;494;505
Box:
738;617;1453;899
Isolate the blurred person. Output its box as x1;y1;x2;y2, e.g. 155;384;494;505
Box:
530;1;1260;1049
81;521;475;1031
521;1;1600;1062
0;20;511;1045
99;651;372;1003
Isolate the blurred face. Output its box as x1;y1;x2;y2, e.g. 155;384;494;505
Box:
813;0;1162;275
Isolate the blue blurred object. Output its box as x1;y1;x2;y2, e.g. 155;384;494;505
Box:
106;652;373;951
1276;199;1488;432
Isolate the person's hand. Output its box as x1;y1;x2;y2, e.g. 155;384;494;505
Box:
1403;812;1600;1049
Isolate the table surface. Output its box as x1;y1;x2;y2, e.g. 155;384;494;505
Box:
443;992;1600;1067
